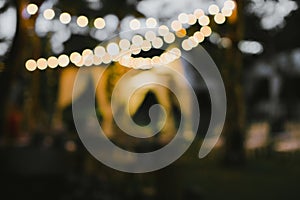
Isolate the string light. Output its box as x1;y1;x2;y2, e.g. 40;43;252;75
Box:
208;4;220;15
59;12;71;24
43;9;55;20
146;17;157;28
25;59;37;71
47;56;58;68
214;13;226;24
129;19;141;30
77;16;89;27
26;4;38;15
58;54;69;67
94;17;106;29
37;58;47;70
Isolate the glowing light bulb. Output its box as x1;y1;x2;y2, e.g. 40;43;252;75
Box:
132;35;144;46
47;56;58;68
141;40;152;51
58;54;69;67
208;4;220;15
145;30;157;41
175;29;186;38
188;14;197;25
129;19;141;30
94;46;106;57
198;15;210;26
194;9;204;18
107;42;120;56
164;32;175;44
178;13;189;24
151;56;161;65
200;26;212;37
102;53;112;64
182;39;192;51
93;55;102;65
43;9;55;20
59;12;71;24
77;15;88;27
214;13;226;24
26;4;38;15
70;52;81;64
193;31;204;43
158;25;169;36
94;17;106;29
171;20;182;32
37;58;47;70
25;59;37;71
152;37;163;49
146;17;157;28
221;8;233;17
224;0;235;10
130;44;141;55
119;39;131;50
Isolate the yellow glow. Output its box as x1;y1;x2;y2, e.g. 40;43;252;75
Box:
37;58;47;70
178;13;189;24
94;46;106;57
224;0;236;10
158;25;169;36
164;32;175;44
194;9;204;18
77;16;89;27
82;49;93;57
132;35;144;46
198;15;210;26
25;59;37;71
47;56;58;68
59;13;71;24
188;14;197;25
152;37;163;49
119;39;131;50
70;52;81;64
107;42;120;56
146;17;157;28
27;4;38;15
176;28;186;38
84;55;93;66
208;4;220;15
151;56;161;65
94;17;106;29
170;48;181;58
129;19;141;30
171;20;182;32
43;9;55;20
200;26;212;37
58;54;69;67
141;40;152;51
214;13;226;24
193;31;204;43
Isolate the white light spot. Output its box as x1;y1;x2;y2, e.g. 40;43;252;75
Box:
37;58;47;70
47;56;58;68
58;54;70;67
146;17;157;28
77;15;89;27
129;19;141;30
26;4;38;15
43;9;55;20
94;17;106;29
59;12;71;24
25;59;37;71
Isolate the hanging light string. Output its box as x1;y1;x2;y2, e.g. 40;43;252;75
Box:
25;0;236;71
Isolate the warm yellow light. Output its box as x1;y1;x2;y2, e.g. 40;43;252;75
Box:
132;35;144;46
70;52;81;64
214;13;226;24
119;39;131;50
27;4;38;15
152;37;163;49
193;31;204;43
130;44;141;55
151;56;161;65
200;26;212;37
170;48;181;58
37;58;47;70
82;49;93;57
25;59;37;71
146;17;157;28
58;54;69;67
198;15;210;26
59;12;71;24
194;9;204;18
77;16;89;27
178;13;189;24
94;46;106;57
163;32;175;44
171;20;182;32
94;17;106;29
188;37;198;48
188;14;197;25
208;4;220;15
145;30;156;41
47;56;58;68
129;19;141;30
175;28;186;38
158;25;169;36
43;9;55;20
221;8;233;17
